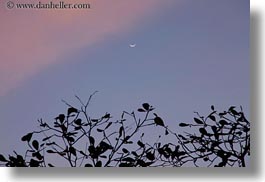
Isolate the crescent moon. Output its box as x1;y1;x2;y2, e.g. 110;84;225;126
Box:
129;44;136;48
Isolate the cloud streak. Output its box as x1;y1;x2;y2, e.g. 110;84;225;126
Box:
0;0;167;96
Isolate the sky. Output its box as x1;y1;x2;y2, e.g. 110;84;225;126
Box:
0;0;249;164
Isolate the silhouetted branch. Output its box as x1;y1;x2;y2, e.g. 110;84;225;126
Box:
0;95;250;167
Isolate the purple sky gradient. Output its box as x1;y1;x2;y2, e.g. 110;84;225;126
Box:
0;0;249;165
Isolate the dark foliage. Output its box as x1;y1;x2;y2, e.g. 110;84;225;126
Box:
177;106;250;167
0;93;250;167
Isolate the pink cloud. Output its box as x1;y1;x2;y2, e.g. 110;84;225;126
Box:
0;0;170;96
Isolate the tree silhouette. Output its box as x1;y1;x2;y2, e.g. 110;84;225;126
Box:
167;105;250;167
0;93;250;167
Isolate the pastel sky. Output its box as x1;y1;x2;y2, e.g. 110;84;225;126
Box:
0;0;168;95
0;0;249;163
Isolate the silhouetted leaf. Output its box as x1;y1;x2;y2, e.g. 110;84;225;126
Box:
9;156;16;162
149;108;154;111
69;146;76;156
243;127;250;132
230;109;239;116
219;120;228;125
137;108;145;112
74;119;82;125
219;112;227;117
164;146;172;155
79;151;87;156
89;136;95;146
37;152;43;160
68;107;78;116
145;162;154;166
103;113;110;119
146;152;155;161
175;145;180;152
197;148;206;153
99;141;113;150
48;163;54;167
209;115;216;121
132;151;138;157
194;118;204;124
125;141;133;144
179;123;189;127
91;119;99;122
228;106;236;111
61;124;68;132
88;145;95;152
178;151;186;156
46;150;56;153
105;122;112;129
158;148;164;155
29;159;39;167
142;103;150;110
211;126;217;133
75;126;82;130
154;114;165;126
85;163;93;167
16;154;24;161
137;159;146;167
56;114;65;123
95;161;102;167
42;136;52;142
119;126;124;138
199;128;208;135
32;152;43;160
122;148;129;153
67;137;75;143
122;157;134;162
67;132;78;137
32;140;39;150
119;163;132;167
178;134;187;140
217;150;225;157
46;142;55;146
97;128;104;132
88;146;98;159
21;133;33;142
211;105;215;111
0;154;7;162
137;141;145;148
140;160;152;167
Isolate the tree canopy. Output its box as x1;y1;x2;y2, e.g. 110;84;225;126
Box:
0;93;250;167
